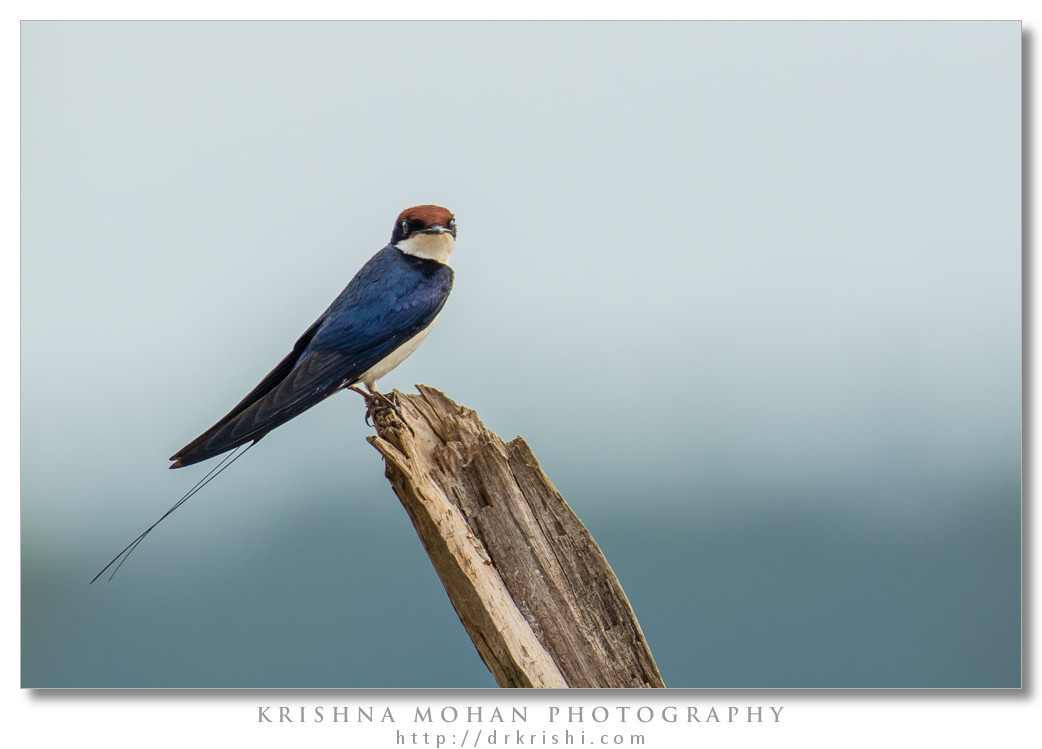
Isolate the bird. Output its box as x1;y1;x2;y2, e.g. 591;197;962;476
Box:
169;204;456;468
91;205;456;583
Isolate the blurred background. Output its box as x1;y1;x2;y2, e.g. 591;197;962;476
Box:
21;21;1020;687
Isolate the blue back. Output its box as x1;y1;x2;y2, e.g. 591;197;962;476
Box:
308;244;454;372
168;245;453;466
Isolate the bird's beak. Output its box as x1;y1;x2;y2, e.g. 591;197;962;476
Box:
423;224;455;238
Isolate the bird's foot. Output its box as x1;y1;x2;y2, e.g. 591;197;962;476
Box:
348;385;414;434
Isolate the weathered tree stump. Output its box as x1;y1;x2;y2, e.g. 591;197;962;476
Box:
367;385;664;688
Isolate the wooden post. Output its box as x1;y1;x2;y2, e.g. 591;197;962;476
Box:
367;385;665;688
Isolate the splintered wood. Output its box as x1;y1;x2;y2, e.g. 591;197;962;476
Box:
367;385;664;688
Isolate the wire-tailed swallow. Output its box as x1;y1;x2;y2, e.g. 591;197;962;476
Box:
169;204;456;468
92;205;455;583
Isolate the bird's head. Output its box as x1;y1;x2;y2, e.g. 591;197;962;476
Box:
392;205;456;263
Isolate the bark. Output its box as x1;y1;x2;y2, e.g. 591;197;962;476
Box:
367;385;664;688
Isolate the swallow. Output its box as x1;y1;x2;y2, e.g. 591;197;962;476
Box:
91;205;455;582
169;204;455;468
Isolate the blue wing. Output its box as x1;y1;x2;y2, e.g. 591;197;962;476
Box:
169;247;453;467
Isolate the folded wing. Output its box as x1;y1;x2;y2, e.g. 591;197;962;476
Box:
169;345;352;468
169;249;453;468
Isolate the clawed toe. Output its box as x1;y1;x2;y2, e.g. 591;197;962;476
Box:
349;385;414;434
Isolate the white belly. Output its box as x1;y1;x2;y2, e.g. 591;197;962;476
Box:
358;320;436;391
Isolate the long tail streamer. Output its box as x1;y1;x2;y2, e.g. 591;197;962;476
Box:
90;443;255;584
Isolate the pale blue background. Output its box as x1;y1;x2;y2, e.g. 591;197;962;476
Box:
21;21;1020;687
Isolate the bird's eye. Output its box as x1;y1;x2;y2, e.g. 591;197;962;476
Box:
399;219;410;235
448;217;456;232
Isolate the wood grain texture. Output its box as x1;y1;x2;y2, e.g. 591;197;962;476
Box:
367;385;664;688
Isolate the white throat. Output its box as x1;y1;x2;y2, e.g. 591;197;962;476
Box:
396;231;455;264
